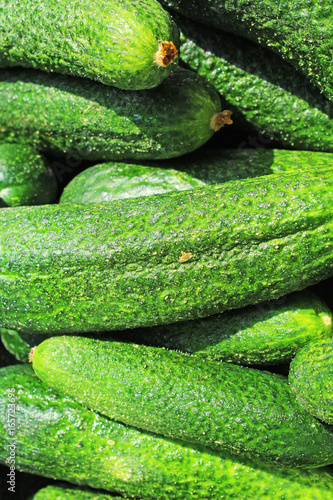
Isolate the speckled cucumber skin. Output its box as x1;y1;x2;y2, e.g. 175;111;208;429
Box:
175;15;333;152
160;0;333;101
0;0;180;90
0;143;57;207
123;291;333;365
0;168;332;335
2;365;333;499
32;485;124;500
0;68;222;161
32;335;333;468
289;339;333;424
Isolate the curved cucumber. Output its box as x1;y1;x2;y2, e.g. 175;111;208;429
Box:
31;335;333;468
0;143;57;207
289;339;333;425
123;290;333;365
0;168;332;335
0;0;179;90
2;365;333;499
0;68;228;161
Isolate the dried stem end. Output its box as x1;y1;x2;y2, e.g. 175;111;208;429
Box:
154;41;178;67
29;346;36;363
210;110;233;131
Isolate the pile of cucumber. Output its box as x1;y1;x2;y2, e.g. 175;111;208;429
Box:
0;0;333;498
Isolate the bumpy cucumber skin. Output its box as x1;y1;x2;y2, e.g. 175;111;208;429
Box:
33;335;333;468
160;0;333;101
2;365;333;499
175;15;333;153
123;291;333;365
32;485;123;500
0;68;222;161
0;0;179;90
289;339;333;425
0;168;332;335
0;143;57;207
60;162;205;204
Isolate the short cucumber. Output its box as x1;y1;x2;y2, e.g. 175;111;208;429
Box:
2;365;333;499
123;290;333;365
160;0;333;101
0;143;57;207
0;0;180;90
289;339;333;424
0;68;228;161
176;15;333;152
32;485;123;500
0;167;332;335
32;335;333;468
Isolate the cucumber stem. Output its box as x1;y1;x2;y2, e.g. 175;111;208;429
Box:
154;41;178;67
210;110;233;131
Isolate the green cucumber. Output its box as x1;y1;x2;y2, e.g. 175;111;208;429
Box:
289;339;333;425
123;290;333;365
31;335;333;468
0;143;57;207
0;67;228;161
32;485;123;500
0;167;332;335
175;15;333;153
2;364;333;499
160;0;333;101
0;0;180;90
0;328;54;363
60;162;205;204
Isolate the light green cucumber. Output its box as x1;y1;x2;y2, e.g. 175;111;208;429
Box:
0;68;228;161
289;339;333;424
32;335;333;468
2;365;333;499
0;167;332;335
0;0;180;90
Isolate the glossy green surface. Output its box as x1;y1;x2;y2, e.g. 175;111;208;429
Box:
123;290;333;365
0;168;332;335
0;143;57;207
2;365;333;499
161;0;333;100
0;68;222;161
176;15;333;152
289;339;333;424
0;0;179;90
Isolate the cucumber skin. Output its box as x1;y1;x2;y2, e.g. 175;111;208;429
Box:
160;0;333;101
0;0;179;90
123;291;333;365
0;68;222;161
289;339;333;424
0;168;332;335
0;143;57;207
2;365;333;499
32;335;333;468
32;485;123;500
176;15;333;153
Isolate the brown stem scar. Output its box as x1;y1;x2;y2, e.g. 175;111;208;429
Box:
154;41;178;67
210;110;233;131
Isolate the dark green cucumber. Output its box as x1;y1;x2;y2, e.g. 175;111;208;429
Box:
289;339;333;425
0;167;332;335
60;162;205;204
0;143;57;207
175;15;333;152
31;335;333;468
32;485;123;500
123;290;333;365
160;0;333;101
0;0;180;90
2;365;333;499
0;68;228;161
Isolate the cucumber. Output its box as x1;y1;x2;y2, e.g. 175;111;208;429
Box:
31;335;333;468
0;68;228;161
289;339;333;425
175;15;333;153
122;290;333;366
0;0;180;90
32;485;123;500
2;364;333;499
160;0;333;101
0;143;57;207
0;328;54;363
0;167;332;335
60;162;205;204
